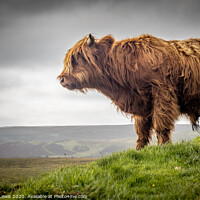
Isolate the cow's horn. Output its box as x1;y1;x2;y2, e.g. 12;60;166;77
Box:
87;34;94;46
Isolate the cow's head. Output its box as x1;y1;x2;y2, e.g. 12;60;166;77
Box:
58;34;114;91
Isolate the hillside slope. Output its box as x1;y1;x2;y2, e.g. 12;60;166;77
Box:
7;137;200;200
0;124;199;158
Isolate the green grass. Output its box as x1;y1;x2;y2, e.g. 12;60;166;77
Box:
3;137;200;199
0;158;97;185
0;158;98;197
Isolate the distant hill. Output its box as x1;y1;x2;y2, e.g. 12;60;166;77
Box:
0;124;199;158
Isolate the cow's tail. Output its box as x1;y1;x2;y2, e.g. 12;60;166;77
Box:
192;120;200;133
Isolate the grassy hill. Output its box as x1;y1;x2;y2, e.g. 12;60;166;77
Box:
3;137;200;199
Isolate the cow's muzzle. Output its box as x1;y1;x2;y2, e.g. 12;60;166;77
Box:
58;76;76;90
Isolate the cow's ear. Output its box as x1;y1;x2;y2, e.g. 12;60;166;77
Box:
98;35;115;50
87;34;95;46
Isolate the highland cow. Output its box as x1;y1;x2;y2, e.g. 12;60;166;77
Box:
58;34;200;150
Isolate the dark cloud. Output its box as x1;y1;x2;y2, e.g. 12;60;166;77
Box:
0;0;74;25
0;0;200;68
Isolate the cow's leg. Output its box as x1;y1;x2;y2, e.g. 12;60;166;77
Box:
135;116;153;150
188;112;200;132
156;129;171;144
152;85;180;145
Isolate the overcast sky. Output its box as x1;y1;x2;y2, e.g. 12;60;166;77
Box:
0;0;200;127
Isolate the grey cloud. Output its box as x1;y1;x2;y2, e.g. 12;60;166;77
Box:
0;0;73;26
0;0;108;28
1;0;200;68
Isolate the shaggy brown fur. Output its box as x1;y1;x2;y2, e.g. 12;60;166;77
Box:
58;34;200;150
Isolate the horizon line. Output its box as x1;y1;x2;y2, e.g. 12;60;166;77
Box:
0;123;190;128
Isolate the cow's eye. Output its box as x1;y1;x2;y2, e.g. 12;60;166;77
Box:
77;52;86;64
71;55;77;66
81;55;87;63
